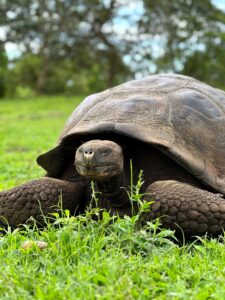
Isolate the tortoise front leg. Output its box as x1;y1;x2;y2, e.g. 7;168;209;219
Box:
145;180;225;236
0;177;85;227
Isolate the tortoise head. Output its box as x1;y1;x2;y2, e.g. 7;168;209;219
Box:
75;140;124;179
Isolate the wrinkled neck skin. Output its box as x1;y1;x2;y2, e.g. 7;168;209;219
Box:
94;173;131;209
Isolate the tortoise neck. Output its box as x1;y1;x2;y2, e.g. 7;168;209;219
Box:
95;173;130;208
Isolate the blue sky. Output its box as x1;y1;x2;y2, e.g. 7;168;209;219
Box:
212;0;225;10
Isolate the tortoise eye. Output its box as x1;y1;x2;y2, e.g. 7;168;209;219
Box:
102;149;110;157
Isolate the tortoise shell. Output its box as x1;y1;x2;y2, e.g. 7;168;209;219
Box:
37;74;225;194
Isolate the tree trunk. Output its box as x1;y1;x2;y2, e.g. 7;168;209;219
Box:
35;58;49;95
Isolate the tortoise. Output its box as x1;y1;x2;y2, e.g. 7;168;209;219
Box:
1;73;225;236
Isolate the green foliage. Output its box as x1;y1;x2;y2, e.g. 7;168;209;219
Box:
1;0;132;96
183;37;225;89
1;1;225;95
5;54;42;97
140;0;225;89
5;53;128;97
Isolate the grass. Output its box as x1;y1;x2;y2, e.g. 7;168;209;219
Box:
1;96;225;299
0;96;79;189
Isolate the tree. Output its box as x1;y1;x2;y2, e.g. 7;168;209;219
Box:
135;0;225;88
0;0;225;95
0;0;131;94
182;29;225;88
0;44;8;97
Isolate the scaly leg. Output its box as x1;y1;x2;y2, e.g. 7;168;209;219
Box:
0;177;85;227
144;180;225;236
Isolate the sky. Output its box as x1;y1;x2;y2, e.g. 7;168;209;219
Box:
212;0;225;10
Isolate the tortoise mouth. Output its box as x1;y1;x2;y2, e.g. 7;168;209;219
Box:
75;162;122;179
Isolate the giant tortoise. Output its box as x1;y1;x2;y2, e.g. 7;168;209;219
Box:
1;74;225;236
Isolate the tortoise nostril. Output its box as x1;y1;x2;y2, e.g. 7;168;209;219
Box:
85;150;93;155
84;149;94;158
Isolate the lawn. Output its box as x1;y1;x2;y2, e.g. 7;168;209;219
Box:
0;96;79;189
0;96;225;300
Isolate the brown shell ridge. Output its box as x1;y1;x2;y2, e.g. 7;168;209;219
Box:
64;122;174;148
